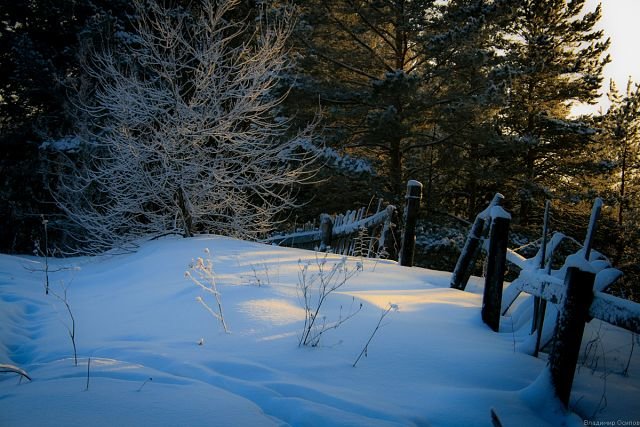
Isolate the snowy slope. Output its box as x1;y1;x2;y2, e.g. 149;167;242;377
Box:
0;236;638;426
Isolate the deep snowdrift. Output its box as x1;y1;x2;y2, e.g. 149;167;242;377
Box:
0;235;637;426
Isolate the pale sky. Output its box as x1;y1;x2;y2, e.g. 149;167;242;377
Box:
579;0;640;114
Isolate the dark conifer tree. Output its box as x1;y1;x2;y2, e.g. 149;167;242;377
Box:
0;0;133;252
596;79;640;266
493;0;610;226
286;0;516;215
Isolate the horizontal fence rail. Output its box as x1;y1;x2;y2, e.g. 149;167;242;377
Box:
261;180;424;265
261;204;397;258
516;273;640;334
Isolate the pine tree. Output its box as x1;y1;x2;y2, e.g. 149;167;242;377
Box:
598;79;640;264
287;0;516;213
603;79;640;226
421;0;517;219
0;0;133;252
493;0;610;226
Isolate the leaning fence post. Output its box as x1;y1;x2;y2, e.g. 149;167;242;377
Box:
451;193;504;290
548;265;596;407
319;214;333;252
451;216;487;290
481;207;511;332
399;180;423;267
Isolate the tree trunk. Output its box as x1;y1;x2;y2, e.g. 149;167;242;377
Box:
176;188;193;237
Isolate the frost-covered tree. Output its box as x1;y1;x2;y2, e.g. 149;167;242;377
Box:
54;0;319;252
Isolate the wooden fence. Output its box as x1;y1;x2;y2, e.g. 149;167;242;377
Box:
452;195;640;408
262;180;423;266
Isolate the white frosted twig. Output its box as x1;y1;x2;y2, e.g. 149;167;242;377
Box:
186;249;228;333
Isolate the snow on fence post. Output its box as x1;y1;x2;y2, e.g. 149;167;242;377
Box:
319;214;333;252
399;180;423;267
547;264;596;408
451;193;504;291
481;207;511;332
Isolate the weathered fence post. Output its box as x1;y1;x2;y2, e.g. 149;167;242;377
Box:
399;180;423;267
318;214;333;252
481;207;511;332
548;265;596;407
451;193;504;291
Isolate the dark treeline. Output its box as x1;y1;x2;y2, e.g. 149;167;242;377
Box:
281;0;639;297
1;0;638;296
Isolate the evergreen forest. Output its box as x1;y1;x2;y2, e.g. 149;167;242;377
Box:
1;0;638;299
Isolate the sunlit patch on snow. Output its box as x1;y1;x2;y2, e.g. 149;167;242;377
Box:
258;331;299;342
343;289;480;311
237;299;305;325
89;358;143;371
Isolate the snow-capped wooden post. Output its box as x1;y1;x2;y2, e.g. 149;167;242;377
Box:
399;180;423;267
547;199;601;406
451;193;504;291
547;263;596;407
481;206;511;332
319;214;333;252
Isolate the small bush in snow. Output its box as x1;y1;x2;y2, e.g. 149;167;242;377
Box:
186;248;229;333
243;262;273;287
297;254;362;347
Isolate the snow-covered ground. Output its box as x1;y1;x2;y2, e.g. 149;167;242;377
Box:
1;235;638;426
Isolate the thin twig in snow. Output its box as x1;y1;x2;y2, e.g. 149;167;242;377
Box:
353;303;397;367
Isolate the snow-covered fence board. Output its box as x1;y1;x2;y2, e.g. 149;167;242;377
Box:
514;274;640;334
589;292;640;334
